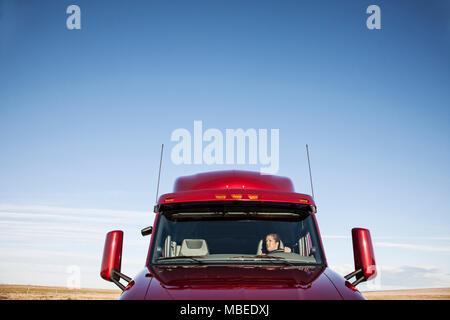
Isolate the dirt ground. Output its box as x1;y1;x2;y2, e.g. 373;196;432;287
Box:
0;284;121;300
361;287;450;300
1;284;449;300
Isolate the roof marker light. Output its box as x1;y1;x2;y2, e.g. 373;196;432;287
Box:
299;199;309;204
248;195;259;200
215;195;226;199
165;198;174;202
231;194;242;199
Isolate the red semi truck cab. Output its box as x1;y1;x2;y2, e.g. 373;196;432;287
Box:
101;170;377;300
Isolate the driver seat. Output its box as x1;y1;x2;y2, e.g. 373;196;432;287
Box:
256;239;284;255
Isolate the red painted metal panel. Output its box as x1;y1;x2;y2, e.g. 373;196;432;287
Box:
142;265;345;300
174;170;295;193
158;189;315;206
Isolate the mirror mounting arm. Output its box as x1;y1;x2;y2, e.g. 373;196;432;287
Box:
351;276;365;287
344;268;363;280
111;269;132;291
141;226;153;237
344;268;364;287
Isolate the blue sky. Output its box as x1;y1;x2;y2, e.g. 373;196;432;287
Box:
0;0;449;290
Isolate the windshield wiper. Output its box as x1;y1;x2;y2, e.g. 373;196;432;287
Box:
228;255;294;266
156;256;204;264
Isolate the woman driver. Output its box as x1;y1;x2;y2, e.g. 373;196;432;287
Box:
264;233;291;253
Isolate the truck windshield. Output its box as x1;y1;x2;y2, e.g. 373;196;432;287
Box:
149;202;324;266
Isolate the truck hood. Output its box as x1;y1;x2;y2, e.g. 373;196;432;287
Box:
144;265;345;300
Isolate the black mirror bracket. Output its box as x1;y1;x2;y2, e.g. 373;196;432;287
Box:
344;268;365;287
141;226;153;237
111;269;132;291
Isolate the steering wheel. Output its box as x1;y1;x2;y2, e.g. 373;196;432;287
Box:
267;249;285;254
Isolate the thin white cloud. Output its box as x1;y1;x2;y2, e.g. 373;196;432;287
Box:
377;237;450;241
323;235;450;241
0;203;154;245
0;248;98;261
0;230;146;247
0;211;146;225
374;242;450;253
0;248;145;266
323;235;450;253
0;204;154;229
0;220;148;247
0;204;152;219
322;235;351;239
0;220;102;232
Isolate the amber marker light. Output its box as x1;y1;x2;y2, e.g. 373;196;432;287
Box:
299;199;309;204
165;198;174;202
215;195;226;199
248;195;259;200
231;194;243;199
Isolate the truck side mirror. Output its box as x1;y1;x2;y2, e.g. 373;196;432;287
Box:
345;228;377;286
100;230;131;290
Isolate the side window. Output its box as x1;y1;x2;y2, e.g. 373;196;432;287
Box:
297;215;322;263
298;232;312;256
155;218;174;259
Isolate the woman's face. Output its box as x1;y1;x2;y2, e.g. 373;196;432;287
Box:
265;235;279;252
